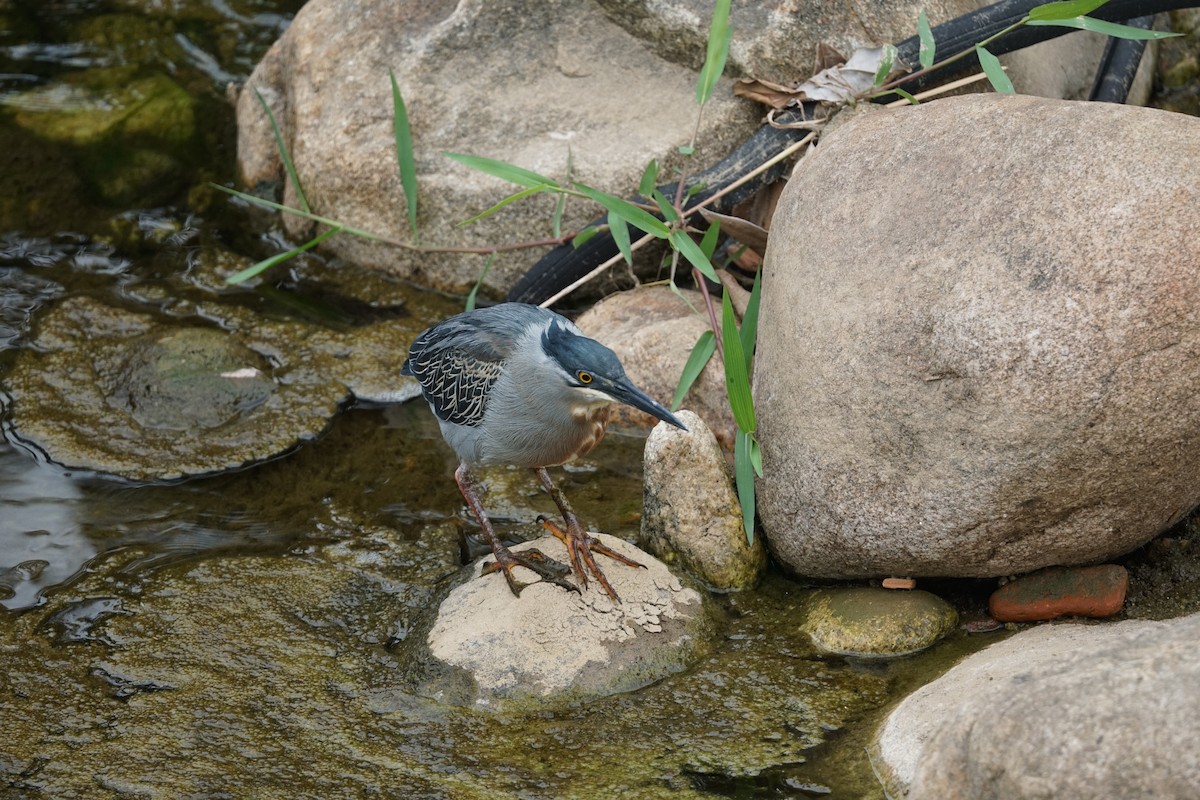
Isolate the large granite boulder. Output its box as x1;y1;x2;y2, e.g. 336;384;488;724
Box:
873;614;1200;798
235;0;1111;299
756;94;1200;578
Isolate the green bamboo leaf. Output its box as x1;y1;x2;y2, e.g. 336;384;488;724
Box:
734;429;757;544
572;226;600;248
976;47;1014;94
226;225;342;285
721;290;756;432
553;146;575;239
917;10;936;69
444;152;559;189
389;72;419;243
873;44;898;87
739;268;762;363
651;189;682;224
254;87;309;213
893;88;920;105
575;182;670;238
465;253;495;312
638;160;659;197
671;330;716;411
696;0;732;105
609;211;633;266
699;219;721;260
670;229;720;283
1027;16;1181;38
750;436;763;477
1027;0;1110;21
457;184;555;227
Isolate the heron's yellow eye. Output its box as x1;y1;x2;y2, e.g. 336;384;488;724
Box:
576;370;593;385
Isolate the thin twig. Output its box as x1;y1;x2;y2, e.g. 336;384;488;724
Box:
883;68;1000;106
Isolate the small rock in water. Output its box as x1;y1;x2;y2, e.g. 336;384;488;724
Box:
801;587;957;658
988;564;1129;622
425;533;712;710
642;409;766;591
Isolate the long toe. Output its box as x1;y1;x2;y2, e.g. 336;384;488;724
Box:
481;547;578;595
539;518;638;603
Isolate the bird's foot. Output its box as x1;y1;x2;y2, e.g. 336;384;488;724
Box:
480;545;578;597
537;515;645;603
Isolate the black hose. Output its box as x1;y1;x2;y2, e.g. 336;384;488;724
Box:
508;0;1193;306
1089;15;1155;102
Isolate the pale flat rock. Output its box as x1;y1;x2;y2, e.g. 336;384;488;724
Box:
757;94;1200;578
427;533;711;708
873;613;1200;798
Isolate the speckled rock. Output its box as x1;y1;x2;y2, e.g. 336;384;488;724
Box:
801;587;957;658
989;564;1129;622
642;410;766;590
874;613;1200;799
757;94;1200;579
426;533;711;709
236;0;757;296
596;0;1116;101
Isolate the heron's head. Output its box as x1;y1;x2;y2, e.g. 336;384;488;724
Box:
540;321;687;430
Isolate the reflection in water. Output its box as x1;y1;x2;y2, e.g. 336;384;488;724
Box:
0;441;91;610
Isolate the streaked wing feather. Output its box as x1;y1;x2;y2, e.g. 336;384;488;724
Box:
405;315;516;427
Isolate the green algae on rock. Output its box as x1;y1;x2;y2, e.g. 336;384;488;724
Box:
3;295;432;481
801;587;958;658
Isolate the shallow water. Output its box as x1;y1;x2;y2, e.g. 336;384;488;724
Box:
15;0;1198;796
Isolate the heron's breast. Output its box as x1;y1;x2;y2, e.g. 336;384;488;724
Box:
567;404;611;461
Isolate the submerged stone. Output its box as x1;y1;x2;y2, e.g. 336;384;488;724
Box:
2;295;431;481
116;328;275;430
802;587;958;658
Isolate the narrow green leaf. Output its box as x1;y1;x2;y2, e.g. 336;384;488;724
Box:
678;144;696;156
721;290;756;432
976;47;1014;94
444;152;559;189
572;226;600;248
739;268;762;363
457;184;554;227
609;211;633;266
699;219;721;260
893;88;920;105
254;87;309;213
638;160;659;197
389;72;419;243
750;436;763;477
671;330;716;411
670;229;720;283
1027;16;1181;38
1027;0;1110;21
917;10;936;69
667;279;701;314
225;225;342;285
734;429;757;544
575;182;671;238
873;44;898;87
684;181;707;200
651;189;682;224
696;0;732;105
553;146;574;239
465;253;495;312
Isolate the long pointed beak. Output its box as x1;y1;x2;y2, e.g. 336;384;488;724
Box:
605;376;688;431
